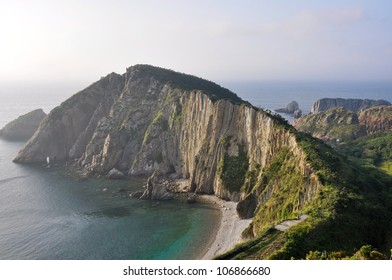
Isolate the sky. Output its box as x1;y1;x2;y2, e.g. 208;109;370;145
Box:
0;0;391;84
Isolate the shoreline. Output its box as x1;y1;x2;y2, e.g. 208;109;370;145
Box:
198;195;252;260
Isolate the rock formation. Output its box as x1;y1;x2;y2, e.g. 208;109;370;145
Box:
295;105;392;143
0;109;46;141
13;65;392;259
359;106;392;134
311;98;390;114
106;168;125;179
293;107;367;142
14;65;319;203
276;100;300;114
140;172;174;200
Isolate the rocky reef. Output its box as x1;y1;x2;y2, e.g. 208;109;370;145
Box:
311;98;390;113
0;109;46;141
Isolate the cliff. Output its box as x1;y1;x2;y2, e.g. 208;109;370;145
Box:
13;65;392;259
0;109;46;141
294;106;392;143
311;98;390;113
359;106;392;134
14;65;315;201
293;107;366;143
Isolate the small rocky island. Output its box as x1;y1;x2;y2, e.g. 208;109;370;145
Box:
275;100;302;118
0;109;46;141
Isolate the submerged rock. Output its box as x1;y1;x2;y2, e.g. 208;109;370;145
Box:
0;109;46;141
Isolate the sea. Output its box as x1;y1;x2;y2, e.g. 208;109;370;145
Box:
0;80;391;260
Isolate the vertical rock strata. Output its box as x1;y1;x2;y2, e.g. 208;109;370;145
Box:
14;65;391;259
14;65;321;205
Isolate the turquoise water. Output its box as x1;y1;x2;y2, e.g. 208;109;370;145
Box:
0;140;220;259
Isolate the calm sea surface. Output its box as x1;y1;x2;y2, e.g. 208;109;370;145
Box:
0;80;391;259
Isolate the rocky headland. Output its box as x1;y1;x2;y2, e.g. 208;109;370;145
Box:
0;109;46;141
311;98;390;114
294;105;392;143
13;65;392;259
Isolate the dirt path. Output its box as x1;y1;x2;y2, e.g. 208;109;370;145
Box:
274;214;308;232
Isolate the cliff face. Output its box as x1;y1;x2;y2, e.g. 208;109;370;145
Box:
359;106;392;134
311;98;390;113
0;109;46;141
293;107;366;142
294;106;392;143
14;65;320;203
12;65;392;259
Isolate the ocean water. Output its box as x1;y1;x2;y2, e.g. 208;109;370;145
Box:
1;80;391;260
223;80;392;123
0;83;220;260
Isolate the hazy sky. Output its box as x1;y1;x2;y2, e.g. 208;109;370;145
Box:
0;0;391;83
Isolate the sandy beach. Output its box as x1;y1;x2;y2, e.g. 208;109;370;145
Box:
200;195;252;260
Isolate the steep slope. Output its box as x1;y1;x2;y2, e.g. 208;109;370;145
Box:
13;65;392;259
0;109;46;141
359;106;392;134
293;107;366;143
311;98;390;113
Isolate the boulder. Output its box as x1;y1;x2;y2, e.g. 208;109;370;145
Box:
236;193;258;219
293;109;302;118
140;172;174;200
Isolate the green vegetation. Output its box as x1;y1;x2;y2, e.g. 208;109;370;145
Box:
220;128;392;259
217;146;249;193
215;227;285;260
294;107;366;142
142;111;168;145
131;64;247;104
305;245;387;260
251;147;305;230
337;132;392;174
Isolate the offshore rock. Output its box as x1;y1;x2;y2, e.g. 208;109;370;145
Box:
0;109;46;141
140;173;174;200
276;100;300;114
311;98;391;114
